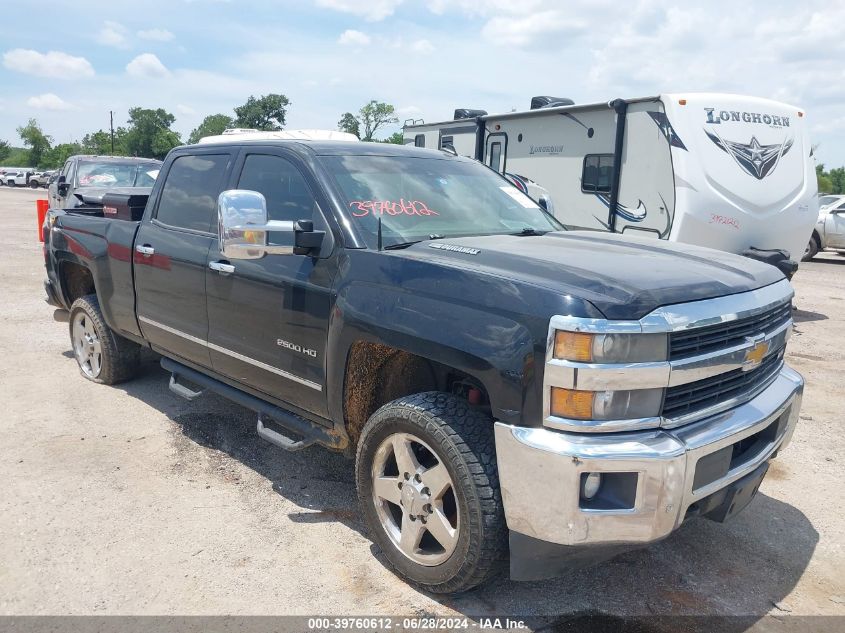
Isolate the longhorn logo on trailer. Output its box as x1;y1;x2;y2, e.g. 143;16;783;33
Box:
704;108;790;128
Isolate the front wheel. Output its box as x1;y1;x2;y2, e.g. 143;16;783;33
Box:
69;294;140;384
802;234;819;261
355;392;506;594
29;180;39;188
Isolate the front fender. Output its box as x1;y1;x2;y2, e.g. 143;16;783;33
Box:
327;281;539;426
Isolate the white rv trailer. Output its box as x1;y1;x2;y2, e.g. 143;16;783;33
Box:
403;93;817;275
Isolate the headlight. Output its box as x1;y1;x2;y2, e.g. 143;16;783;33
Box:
554;331;667;363
550;386;664;420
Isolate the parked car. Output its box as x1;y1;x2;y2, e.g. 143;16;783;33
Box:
804;198;845;259
29;170;55;188
43;135;803;593
817;194;844;210
48;155;162;209
0;167;28;185
5;170;34;187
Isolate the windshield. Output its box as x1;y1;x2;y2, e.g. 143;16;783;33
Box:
321;155;563;247
819;195;840;207
76;161;161;188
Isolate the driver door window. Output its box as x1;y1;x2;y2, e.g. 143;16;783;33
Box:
236;154;317;223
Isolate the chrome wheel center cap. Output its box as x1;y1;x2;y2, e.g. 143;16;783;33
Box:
401;481;430;517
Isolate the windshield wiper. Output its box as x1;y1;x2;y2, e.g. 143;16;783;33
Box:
384;234;444;250
512;227;547;236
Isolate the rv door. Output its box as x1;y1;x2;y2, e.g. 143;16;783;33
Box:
486;133;507;173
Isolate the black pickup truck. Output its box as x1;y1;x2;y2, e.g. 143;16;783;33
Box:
43;138;804;593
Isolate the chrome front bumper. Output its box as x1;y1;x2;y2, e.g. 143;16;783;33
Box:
494;365;803;548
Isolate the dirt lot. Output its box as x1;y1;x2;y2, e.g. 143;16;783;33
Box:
0;185;843;622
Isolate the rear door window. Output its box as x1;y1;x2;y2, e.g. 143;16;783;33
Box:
155;154;230;232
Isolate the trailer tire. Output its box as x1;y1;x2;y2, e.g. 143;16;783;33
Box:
69;294;140;385
356;392;506;594
802;234;819;261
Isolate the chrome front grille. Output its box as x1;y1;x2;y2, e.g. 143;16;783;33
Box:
543;279;796;433
669;301;792;360
663;348;785;419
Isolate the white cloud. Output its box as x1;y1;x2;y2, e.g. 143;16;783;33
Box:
338;29;371;46
316;0;403;21
410;39;434;54
138;28;175;42
2;49;95;79
176;103;196;115
126;53;171;78
27;93;74;111
481;10;586;47
98;21;128;47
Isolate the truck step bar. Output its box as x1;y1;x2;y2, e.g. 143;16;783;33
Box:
160;357;345;451
256;414;316;452
168;374;204;401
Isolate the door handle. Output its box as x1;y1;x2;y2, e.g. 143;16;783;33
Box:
209;260;235;275
135;244;155;257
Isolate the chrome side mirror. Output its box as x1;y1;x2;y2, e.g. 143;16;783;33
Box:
217;189;295;259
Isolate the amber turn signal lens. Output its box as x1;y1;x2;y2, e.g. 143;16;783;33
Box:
554;331;594;362
550;387;595;419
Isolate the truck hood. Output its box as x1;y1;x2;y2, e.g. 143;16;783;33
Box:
396;231;784;319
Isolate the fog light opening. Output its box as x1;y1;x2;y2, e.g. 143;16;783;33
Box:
581;472;602;500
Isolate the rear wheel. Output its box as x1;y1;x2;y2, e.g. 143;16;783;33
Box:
356;392;506;594
802;234;819;261
69;294;140;384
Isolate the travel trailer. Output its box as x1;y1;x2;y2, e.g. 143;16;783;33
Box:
403;93;817;276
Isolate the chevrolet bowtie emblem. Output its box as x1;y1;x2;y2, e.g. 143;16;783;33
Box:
742;340;770;371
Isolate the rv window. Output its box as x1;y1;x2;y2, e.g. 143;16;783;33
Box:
489;142;502;172
415;135;425;148
440;135;454;149
582;154;614;194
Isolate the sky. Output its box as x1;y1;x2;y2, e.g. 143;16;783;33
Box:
1;0;844;166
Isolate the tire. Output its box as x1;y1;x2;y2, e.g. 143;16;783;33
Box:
68;294;140;384
802;234;819;261
29;180;39;189
355;392;506;594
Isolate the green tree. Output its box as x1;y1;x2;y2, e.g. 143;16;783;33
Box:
233;94;289;130
818;174;833;193
188;114;234;143
0;140;10;162
0;147;29;167
358;100;398;141
382;131;404;144
17;119;52;167
829;167;845;194
42;143;84;169
337;112;360;138
124;107;181;160
81;128;128;155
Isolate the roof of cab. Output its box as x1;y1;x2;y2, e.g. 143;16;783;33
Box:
70;154;162;164
181;139;460;159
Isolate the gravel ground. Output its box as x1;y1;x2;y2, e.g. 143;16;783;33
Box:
0;186;842;622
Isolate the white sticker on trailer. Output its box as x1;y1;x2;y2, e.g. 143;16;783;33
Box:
499;186;538;208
